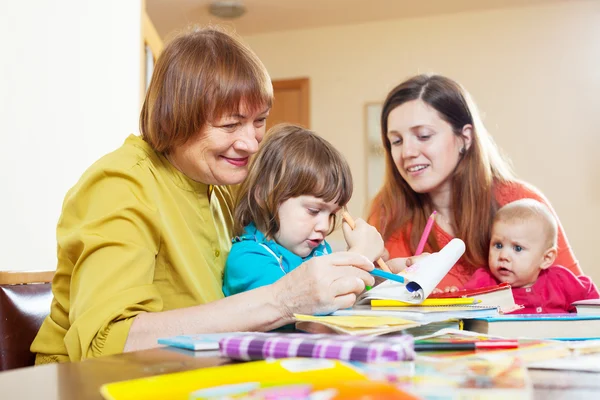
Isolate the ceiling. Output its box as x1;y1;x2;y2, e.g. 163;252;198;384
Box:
147;0;569;39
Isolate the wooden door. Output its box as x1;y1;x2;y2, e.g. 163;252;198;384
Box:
267;78;310;131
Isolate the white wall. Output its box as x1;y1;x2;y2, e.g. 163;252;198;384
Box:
0;0;142;271
243;1;600;282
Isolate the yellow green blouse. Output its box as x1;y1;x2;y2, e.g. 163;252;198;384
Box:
31;135;235;363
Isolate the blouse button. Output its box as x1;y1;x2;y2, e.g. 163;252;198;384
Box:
536;307;542;313
215;250;220;257
526;288;532;292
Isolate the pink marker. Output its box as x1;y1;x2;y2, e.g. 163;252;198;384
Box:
415;211;437;256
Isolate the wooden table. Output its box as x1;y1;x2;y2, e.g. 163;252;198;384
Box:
1;347;599;399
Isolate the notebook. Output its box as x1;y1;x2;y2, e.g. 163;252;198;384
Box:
407;328;572;364
219;332;415;363
428;283;521;314
356;357;533;399
463;314;600;340
333;304;500;324
293;314;423;336
158;333;244;351
572;298;600;316
528;353;600;373
356;238;466;305
297;318;461;339
189;380;417;400
100;358;369;400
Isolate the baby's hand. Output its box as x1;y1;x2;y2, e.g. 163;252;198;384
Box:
432;286;459;294
342;218;384;262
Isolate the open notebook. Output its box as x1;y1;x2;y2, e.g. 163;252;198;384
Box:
356;238;466;305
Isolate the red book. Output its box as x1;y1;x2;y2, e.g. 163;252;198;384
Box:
429;283;521;314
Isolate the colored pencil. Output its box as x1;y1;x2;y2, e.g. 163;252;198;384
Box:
341;211;392;273
414;340;519;352
369;268;405;284
415;211;437;256
371;298;480;307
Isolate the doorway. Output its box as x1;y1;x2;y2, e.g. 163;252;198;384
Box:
267;78;310;131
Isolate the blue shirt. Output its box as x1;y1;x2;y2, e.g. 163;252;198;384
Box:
222;222;331;296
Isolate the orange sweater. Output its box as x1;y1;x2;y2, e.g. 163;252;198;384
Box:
385;180;582;290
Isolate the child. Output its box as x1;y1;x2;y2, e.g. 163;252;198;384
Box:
463;198;599;313
223;123;383;297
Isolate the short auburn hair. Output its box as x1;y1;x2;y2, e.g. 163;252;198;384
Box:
234;124;353;238
494;199;558;250
140;26;273;153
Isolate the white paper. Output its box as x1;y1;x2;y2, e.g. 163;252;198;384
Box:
356;238;466;305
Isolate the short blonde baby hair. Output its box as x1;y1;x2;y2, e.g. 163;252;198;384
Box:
493;198;558;250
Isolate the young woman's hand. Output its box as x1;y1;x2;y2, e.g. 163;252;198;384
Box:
272;252;375;319
341;218;384;262
386;252;431;274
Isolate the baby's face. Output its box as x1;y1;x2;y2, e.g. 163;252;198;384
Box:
488;219;549;288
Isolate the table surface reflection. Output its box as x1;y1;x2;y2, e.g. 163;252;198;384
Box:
1;347;600;399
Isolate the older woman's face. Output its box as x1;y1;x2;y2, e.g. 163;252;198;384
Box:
168;102;270;185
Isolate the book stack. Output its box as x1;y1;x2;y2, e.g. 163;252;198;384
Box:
463;314;600;340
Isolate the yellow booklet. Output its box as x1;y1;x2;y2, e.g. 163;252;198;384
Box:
101;358;366;400
293;314;422;336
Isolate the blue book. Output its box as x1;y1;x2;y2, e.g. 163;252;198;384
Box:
464;314;600;340
158;333;245;351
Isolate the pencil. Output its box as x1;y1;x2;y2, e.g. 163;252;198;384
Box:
371;298;479;307
341;211;392;273
415;211;437;256
369;268;405;284
414;340;519;352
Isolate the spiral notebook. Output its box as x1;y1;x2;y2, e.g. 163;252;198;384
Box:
356;239;466;305
219;332;415;363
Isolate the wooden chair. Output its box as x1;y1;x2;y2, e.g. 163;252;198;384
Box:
0;270;54;371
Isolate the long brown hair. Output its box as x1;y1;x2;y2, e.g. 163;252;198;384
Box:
235;124;353;239
140;26;273;153
368;74;514;269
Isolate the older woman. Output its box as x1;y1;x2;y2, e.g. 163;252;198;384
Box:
31;27;375;363
370;74;581;292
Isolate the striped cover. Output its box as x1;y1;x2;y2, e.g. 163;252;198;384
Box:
219;333;415;363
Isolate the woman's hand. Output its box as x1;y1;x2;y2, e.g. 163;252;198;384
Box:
341;218;384;262
272;252;375;319
386;252;431;274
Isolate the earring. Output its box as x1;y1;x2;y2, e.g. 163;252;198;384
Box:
459;147;466;155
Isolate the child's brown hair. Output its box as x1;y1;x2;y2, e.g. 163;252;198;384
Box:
234;123;353;239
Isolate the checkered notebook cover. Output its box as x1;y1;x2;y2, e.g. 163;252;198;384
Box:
219;332;415;363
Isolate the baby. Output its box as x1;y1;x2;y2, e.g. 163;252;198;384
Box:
463;198;599;313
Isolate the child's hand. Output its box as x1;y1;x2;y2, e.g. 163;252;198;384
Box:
342;218;384;262
432;286;459;294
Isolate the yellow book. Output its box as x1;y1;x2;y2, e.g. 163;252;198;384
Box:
293;314;422;336
294;314;416;328
101;358;367;400
372;298;480;307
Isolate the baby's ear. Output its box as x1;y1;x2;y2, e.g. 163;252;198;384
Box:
540;247;557;270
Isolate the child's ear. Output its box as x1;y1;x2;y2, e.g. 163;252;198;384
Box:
540;247;557;269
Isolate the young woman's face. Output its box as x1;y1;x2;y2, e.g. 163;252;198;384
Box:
167;101;270;185
386;99;469;196
275;195;340;258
